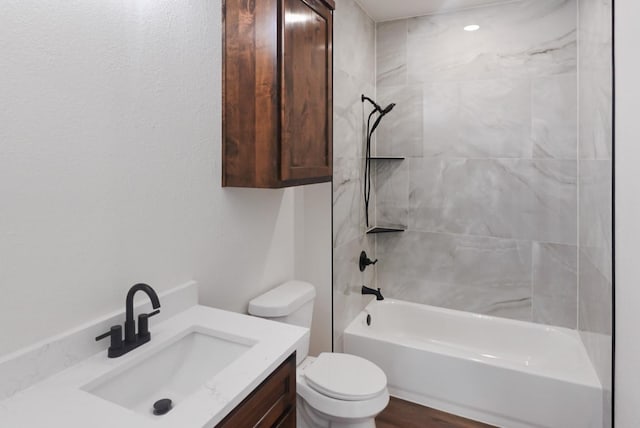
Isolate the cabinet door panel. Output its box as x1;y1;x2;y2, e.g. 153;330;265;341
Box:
216;353;296;427
280;0;333;182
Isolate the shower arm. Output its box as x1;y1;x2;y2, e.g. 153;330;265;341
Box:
362;95;382;113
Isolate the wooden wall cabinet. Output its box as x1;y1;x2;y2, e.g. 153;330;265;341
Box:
223;0;334;188
216;353;296;427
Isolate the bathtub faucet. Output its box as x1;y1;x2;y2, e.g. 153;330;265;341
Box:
362;285;384;301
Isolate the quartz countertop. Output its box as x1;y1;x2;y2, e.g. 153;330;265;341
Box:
0;305;308;428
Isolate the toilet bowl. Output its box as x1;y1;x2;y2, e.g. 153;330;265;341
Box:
248;281;389;428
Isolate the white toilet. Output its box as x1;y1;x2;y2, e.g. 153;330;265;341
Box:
248;280;389;428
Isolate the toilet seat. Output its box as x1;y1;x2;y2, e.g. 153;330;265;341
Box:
296;355;389;420
303;353;387;401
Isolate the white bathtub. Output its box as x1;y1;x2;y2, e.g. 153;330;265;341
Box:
343;299;603;428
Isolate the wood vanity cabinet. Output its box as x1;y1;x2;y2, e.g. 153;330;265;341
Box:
223;0;334;188
216;352;297;428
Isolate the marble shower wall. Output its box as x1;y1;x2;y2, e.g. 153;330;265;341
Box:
577;0;613;425
373;0;579;326
332;0;376;352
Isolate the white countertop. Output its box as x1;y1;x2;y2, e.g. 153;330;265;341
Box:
0;305;308;428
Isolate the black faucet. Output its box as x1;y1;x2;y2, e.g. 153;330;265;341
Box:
362;285;384;301
96;283;161;358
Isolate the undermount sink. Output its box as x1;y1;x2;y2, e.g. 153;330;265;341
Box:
82;327;255;418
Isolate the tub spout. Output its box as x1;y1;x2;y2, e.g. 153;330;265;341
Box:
362;285;384;301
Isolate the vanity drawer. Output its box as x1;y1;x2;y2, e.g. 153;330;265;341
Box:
217;352;296;427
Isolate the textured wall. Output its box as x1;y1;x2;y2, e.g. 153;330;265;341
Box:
577;0;613;425
372;0;579;326
0;0;299;357
332;0;376;351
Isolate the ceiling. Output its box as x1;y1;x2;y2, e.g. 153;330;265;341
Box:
354;0;517;22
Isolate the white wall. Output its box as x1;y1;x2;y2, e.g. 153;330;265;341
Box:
0;0;330;357
294;183;333;356
615;1;640;425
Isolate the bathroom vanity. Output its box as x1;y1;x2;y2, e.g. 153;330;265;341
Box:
218;353;296;427
0;283;307;428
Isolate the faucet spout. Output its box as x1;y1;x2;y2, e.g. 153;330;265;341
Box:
362;285;384;301
124;283;161;343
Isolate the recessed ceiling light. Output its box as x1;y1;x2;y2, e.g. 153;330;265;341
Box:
464;24;480;32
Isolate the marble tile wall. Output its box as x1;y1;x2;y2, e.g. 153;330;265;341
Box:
577;0;613;426
331;0;611;422
373;0;580;325
332;0;376;352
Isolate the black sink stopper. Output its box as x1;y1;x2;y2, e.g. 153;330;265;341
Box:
153;398;173;416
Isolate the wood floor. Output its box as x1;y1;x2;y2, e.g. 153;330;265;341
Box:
376;397;496;428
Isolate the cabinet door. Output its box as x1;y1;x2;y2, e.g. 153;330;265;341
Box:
280;0;333;183
216;353;296;427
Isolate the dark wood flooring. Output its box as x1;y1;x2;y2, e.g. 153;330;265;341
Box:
376;397;496;428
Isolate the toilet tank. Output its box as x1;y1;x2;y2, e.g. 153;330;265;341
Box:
248;281;316;362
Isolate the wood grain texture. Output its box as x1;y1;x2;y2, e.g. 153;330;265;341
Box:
216;353;296;427
223;0;333;188
376;397;496;428
280;0;333;182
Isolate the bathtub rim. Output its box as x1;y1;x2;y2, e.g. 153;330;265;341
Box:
344;298;602;389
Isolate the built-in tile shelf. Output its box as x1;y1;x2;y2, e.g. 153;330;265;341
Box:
368;156;405;161
366;157;406;234
366;226;406;234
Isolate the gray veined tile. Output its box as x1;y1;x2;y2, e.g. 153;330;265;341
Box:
376;85;424;157
532;74;577;159
405;0;577;83
333;235;376;351
532;242;577;328
334;70;374;160
577;0;612;162
578;68;613;160
458;78;532;158
422;82;461;157
333;157;364;248
578;0;613;74
409;158;577;244
579;160;612;282
578;249;612;336
374;160;409;228
333;69;360;159
333;0;375;84
376;20;408;87
376;231;533;321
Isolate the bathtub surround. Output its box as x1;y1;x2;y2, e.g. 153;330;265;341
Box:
332;0;377;351
577;0;614;426
373;0;580;325
331;0;612;425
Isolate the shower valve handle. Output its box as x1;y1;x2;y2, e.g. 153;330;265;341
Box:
359;251;378;272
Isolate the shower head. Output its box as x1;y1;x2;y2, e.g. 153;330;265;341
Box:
381;103;396;115
362;94;396;116
369;103;396;136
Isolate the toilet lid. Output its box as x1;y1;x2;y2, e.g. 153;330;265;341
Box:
303;353;387;401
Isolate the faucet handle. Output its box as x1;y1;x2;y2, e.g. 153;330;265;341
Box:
138;309;160;340
95;325;123;356
359;251;378;272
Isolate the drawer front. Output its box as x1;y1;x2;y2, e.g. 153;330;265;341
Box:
217;352;296;428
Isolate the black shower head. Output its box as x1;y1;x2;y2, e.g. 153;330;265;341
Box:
381;103;396;115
